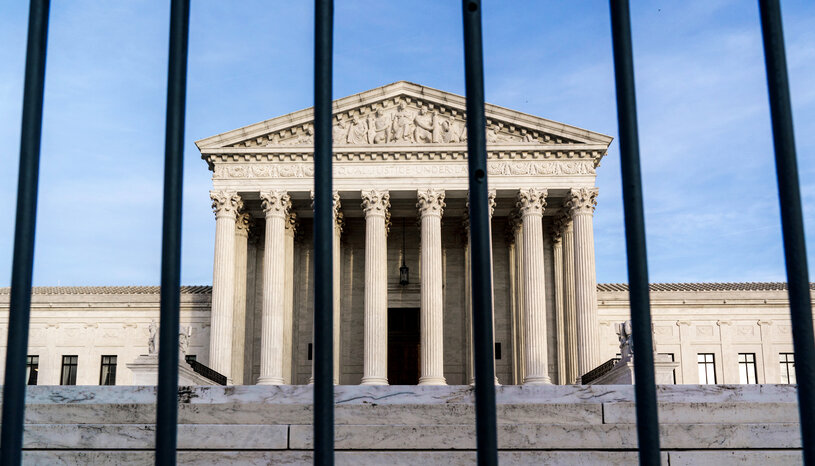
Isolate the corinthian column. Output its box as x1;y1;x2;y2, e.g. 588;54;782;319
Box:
257;190;291;385
361;190;389;385
418;189;446;385
209;190;242;383
464;191;499;385
517;188;551;384
231;211;251;385
332;193;343;384
551;222;566;385
560;215;578;383
566;187;600;378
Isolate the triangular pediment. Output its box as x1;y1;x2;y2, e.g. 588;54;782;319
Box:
195;81;612;150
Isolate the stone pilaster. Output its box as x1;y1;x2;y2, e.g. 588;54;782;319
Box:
418;189;446;385
517;188;551;384
361;190;390;385
231;211;251;385
566;187;600;378
209;190;242;383
560;215;578;384
257;190;290;385
551;221;566;385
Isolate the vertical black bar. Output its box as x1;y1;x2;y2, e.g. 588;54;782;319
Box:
608;1;661;465
461;1;498;465
313;0;335;464
155;0;190;464
758;1;815;463
0;1;50;464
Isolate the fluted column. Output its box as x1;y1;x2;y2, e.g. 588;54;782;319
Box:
567;187;600;378
560;215;578;383
517;188;551;384
418;189;446;385
257;190;291;385
361;190;390;385
231;211;251;385
512;215;526;383
333;193;343;384
551;222;566;385
209;190;242;383
282;212;297;384
465;191;499;385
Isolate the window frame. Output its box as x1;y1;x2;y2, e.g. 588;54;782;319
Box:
60;355;78;385
26;355;39;386
780;352;796;384
738;352;758;384
99;355;118;386
697;353;716;384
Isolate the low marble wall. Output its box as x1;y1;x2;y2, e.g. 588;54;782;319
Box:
5;384;802;465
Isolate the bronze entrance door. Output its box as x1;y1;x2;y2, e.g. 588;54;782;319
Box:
387;308;420;385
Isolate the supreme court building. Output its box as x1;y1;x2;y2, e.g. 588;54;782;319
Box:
0;82;805;388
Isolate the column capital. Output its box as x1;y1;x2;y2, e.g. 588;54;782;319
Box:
417;189;445;218
236;212;253;236
566;187;599;215
210;190;243;219
260;190;291;218
517;188;547;216
285;211;298;234
361;189;390;218
551;213;571;243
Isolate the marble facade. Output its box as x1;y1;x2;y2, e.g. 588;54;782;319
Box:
196;81;611;386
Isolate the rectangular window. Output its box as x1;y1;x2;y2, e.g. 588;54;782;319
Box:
738;353;757;384
780;352;796;384
697;353;716;384
61;355;78;385
26;355;39;386
99;355;117;385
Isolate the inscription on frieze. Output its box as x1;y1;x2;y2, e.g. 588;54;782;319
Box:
213;161;595;179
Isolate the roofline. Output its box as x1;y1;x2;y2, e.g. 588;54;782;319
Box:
194;81;613;150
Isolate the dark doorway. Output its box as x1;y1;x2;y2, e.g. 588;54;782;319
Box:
388;308;420;385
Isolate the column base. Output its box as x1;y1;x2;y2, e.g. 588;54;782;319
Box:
256;376;285;385
418;376;447;386
360;376;389;385
523;375;552;385
469;377;501;385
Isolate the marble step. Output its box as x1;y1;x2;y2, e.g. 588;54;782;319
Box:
17;450;804;466
14;422;801;450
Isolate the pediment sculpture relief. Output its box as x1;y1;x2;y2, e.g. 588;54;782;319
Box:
230;97;577;148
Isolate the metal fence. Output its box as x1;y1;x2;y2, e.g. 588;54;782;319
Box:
1;1;812;465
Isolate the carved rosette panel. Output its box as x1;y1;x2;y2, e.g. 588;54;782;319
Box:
566;187;599;215
210;190;243;219
517;188;548;217
417;189;446;218
260;190;291;219
361;190;390;218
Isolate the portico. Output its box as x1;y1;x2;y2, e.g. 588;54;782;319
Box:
196;81;612;385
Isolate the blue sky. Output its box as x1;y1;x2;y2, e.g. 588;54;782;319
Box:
0;1;813;286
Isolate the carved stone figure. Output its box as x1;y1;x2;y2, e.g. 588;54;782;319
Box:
148;320;158;355
346;116;369;144
371;108;391;144
333;119;349;144
413;108;437;143
615;321;634;363
391;102;414;142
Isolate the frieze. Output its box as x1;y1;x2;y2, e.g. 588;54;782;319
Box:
213;160;595;180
